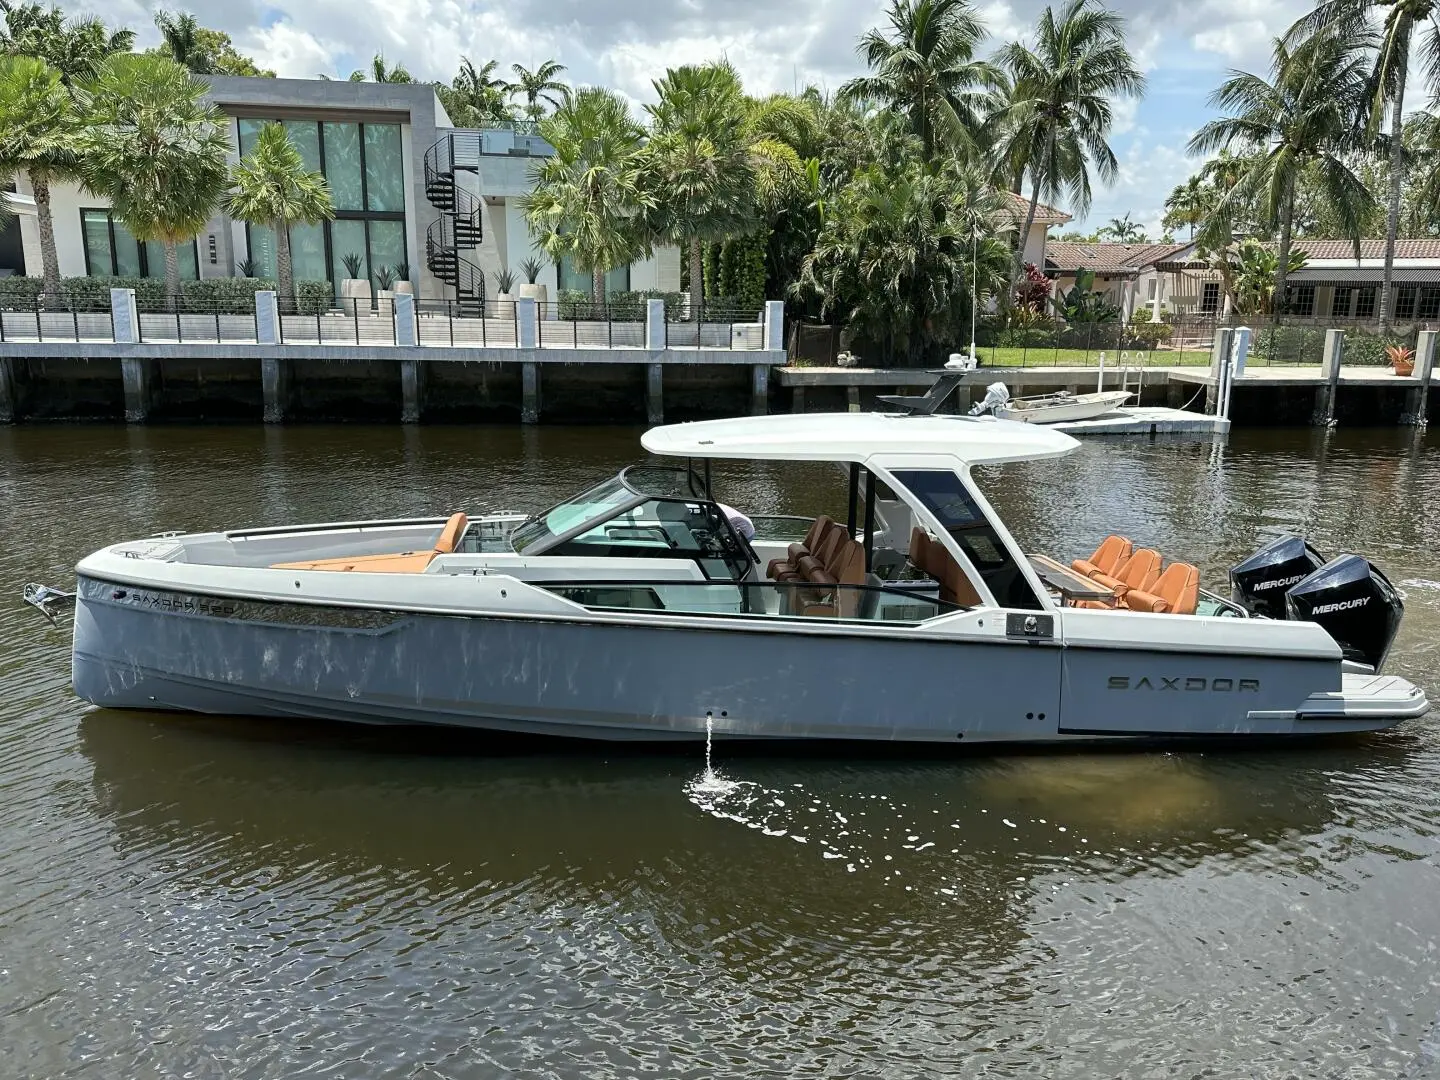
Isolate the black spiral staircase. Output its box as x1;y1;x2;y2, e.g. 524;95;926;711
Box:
424;134;486;314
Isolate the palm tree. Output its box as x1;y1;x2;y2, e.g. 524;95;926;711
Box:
509;60;567;121
1402;110;1440;233
1189;29;1377;321
645;62;760;305
798;159;1010;364
1100;213;1145;242
991;0;1146;300
0;55;77;302
839;0;998;159
522;87;651;302
153;10;210;73
322;53;411;83
1;2;134;90
437;57;511;126
77;54;231;304
1163;175;1209;239
224;123;335;312
1289;1;1440;330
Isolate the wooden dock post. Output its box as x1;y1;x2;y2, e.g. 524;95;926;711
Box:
1404;330;1437;426
1312;329;1344;426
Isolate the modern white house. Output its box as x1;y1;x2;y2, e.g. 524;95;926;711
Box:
6;77;680;305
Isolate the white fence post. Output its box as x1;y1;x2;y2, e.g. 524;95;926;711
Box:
110;288;138;344
393;291;417;347
516;297;538;349
645;298;666;350
255;291;280;345
763;300;784;352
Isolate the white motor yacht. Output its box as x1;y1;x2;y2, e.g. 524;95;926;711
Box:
40;411;1427;743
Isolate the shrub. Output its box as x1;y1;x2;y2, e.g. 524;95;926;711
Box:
1343;328;1413;367
558;289;686;321
0;275;43;309
1252;325;1327;364
181;277;277;313
1123;309;1174;348
295;280;332;316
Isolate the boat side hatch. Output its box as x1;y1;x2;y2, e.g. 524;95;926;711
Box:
1006;612;1054;641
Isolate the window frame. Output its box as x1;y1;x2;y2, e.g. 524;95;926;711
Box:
79;207;199;280
1199;281;1220;315
236;118;408;293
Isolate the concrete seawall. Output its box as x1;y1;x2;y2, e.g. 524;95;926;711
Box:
0;343;783;425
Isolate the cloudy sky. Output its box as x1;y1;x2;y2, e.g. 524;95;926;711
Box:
78;0;1319;233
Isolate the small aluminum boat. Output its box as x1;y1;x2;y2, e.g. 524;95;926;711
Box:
972;382;1133;424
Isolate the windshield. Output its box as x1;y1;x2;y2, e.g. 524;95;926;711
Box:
510;477;640;554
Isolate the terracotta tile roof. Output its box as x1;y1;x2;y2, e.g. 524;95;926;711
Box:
1001;191;1072;227
1284;239;1440;261
1044;242;1192;274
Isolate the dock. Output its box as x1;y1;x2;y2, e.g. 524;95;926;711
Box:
1051;406;1229;436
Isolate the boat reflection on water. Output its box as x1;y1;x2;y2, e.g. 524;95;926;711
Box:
78;712;1389;941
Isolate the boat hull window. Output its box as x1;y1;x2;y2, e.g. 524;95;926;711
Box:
891;470;1045;610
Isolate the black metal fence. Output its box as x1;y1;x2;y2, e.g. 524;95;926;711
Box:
0;295;770;351
784;313;1439;370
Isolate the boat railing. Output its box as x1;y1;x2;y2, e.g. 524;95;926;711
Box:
541;579;967;624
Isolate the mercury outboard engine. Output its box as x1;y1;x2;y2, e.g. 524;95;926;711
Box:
1286;556;1404;672
1229;534;1327;619
969;382;1010;417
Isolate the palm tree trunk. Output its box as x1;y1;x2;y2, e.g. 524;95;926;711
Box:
163;241;180;312
689;236;704;318
1273;174;1296;327
1010;130;1055;312
1379;56;1408;333
30;172;61;307
591;267;604;305
275;222;294;315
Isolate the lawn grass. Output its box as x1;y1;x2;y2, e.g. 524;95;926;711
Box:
975;347;1215;368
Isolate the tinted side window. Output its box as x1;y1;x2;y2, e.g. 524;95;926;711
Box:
892;470;1044;610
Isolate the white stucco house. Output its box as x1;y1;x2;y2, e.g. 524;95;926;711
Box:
4;77;680;305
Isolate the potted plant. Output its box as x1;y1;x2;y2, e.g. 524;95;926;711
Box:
517;256;547;308
391;262;414;297
1387;344;1416;376
338;252;370;314
373;264;396;315
494;267;516;312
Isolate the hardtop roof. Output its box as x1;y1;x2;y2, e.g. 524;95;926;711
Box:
641;412;1080;467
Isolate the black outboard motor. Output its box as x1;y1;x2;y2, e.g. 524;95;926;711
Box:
1286;556;1404;672
1230;534;1327;619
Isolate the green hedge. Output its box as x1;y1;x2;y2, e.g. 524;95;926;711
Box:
556;289;685;320
0;274;334;315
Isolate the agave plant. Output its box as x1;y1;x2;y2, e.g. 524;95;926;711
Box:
519;256;543;284
235;256;256;277
494;267;517;293
373;264;395;291
391;262;412;284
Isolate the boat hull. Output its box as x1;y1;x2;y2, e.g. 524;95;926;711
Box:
69;575;1425;743
998;391;1133;425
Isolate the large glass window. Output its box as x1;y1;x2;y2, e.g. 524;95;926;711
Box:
329;219;367;284
1396;285;1418;320
364;124;404;212
558;257;629;296
323;122;364;211
233;118;407;296
81;208;196;280
367;219;407;283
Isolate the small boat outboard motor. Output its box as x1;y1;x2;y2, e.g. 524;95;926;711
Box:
970;382;1010;417
1229;534;1327;619
1230;534;1404;672
1286;556;1404;672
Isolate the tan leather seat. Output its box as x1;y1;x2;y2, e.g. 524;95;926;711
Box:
1123;562;1200;614
768;515;832;580
273;512;469;573
779;522;846;582
1076;548;1161;607
801;538;866;617
1073;534;1132;579
923;536;983;609
909;528;931;573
